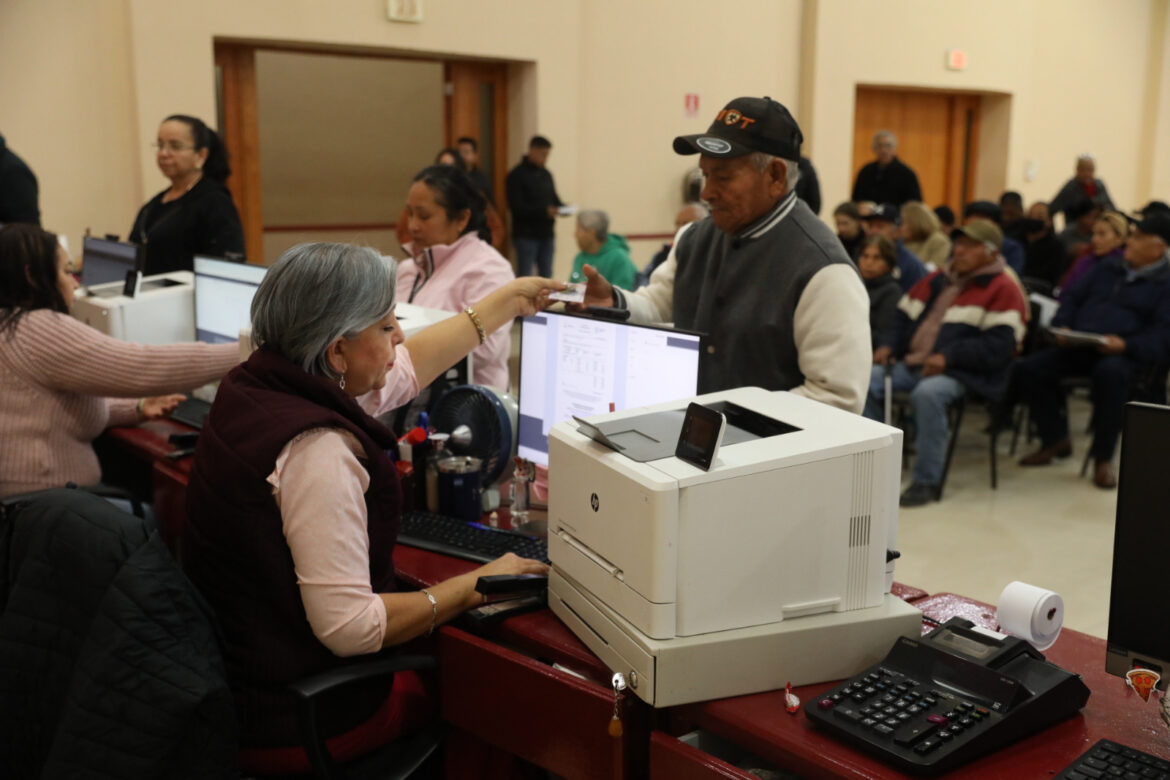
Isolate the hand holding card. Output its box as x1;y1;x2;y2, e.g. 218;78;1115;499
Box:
548;282;586;304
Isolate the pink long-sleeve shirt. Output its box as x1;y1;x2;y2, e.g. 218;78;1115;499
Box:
273;345;420;656
397;232;515;390
0;309;240;498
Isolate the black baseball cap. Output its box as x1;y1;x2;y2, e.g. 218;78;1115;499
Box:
673;96;803;159
861;203;900;224
1128;200;1170;224
1134;214;1170;245
963;200;1002;224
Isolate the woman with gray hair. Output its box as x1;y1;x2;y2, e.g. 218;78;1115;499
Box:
183;242;556;772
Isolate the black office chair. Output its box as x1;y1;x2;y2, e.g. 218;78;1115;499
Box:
891;391;1002;500
0;489;443;780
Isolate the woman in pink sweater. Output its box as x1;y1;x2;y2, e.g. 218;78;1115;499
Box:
398;165;516;390
0;224;240;498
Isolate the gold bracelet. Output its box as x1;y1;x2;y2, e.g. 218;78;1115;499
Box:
464;307;486;345
420;588;438;636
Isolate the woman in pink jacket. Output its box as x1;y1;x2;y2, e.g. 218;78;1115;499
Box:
398;165;516;390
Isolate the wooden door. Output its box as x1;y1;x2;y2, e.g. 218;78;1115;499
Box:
213;44;264;264
445;61;509;214
852;87;981;215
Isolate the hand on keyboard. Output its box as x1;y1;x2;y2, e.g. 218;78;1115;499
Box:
471;553;549;581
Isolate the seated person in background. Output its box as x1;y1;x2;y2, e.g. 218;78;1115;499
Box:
1057;197;1101;262
0;223;240;499
1000;191;1026;243
1020;201;1069;290
397;165;515;390
863;221;1026;507
933;204;956;235
833;201;865;261
1050;153;1115;221
900;201;952;268
861;203;927;291
1016;215;1170;489
638;202;708;288
858;234;902;347
397;149;504;253
964;200;1026;274
184;243;556;772
129;114;245;273
795;155;822;215
1059;210;1129;298
569;209;637;291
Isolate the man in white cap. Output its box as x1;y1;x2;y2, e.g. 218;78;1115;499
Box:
580;96;870;413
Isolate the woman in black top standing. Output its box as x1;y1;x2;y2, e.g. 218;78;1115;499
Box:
130;115;245;274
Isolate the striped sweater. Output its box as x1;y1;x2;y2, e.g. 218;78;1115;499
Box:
881;268;1027;399
0;308;239;497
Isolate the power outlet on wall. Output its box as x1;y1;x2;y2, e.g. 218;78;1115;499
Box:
387;0;423;23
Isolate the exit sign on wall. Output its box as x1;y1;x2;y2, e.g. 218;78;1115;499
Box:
946;49;968;71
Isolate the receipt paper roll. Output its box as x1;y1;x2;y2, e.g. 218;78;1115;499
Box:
996;581;1064;651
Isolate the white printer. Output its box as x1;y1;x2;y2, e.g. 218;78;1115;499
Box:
547;387;923;706
71;271;194;344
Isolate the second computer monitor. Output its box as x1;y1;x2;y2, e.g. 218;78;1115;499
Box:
193;255;267;344
81;236;140;289
517;311;702;467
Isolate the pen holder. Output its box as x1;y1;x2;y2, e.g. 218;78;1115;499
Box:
437;455;483;523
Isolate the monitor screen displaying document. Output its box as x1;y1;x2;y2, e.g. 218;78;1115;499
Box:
517;311;702;467
81;237;140;289
193;255;267;344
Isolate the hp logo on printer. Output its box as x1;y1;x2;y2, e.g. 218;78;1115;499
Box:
590;493;599;512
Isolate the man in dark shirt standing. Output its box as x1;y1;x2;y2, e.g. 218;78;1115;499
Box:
506;135;563;278
0;132;41;226
852;130;922;207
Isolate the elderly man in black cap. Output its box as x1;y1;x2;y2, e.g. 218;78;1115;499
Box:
1016;214;1170;489
579;96;869;412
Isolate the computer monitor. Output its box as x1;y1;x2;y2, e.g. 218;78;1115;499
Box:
1105;401;1170;691
517;310;702;467
193;255;267;344
81;236;140;289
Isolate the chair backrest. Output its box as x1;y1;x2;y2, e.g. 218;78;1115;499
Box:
0;489;237;779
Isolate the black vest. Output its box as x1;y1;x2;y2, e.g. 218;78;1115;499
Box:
673;195;856;393
184;347;401;746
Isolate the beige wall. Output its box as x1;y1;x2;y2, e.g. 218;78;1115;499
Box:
0;0;142;255
2;0;1168;275
808;0;1166;218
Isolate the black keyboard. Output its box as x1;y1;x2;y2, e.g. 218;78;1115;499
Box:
1055;739;1170;779
397;509;548;564
170;397;212;429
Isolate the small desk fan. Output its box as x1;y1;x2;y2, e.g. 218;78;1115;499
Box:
430;385;518;507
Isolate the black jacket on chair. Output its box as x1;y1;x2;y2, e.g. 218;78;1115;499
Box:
0;489;236;779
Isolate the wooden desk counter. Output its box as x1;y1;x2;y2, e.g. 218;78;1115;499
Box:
663;593;1170;779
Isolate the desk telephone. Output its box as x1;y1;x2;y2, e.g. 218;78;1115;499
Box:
805;617;1091;775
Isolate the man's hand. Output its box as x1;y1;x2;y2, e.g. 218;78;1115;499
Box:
141;394;187;420
573;263;615;309
872;345;893;366
1098;335;1126;355
546;205;559;219
922;353;947;377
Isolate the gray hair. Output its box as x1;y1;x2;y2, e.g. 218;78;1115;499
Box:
747;152;800;192
250;242;397;379
578;209;609;242
873;130;897;149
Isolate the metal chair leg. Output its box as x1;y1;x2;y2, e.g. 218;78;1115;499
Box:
936;398;966;501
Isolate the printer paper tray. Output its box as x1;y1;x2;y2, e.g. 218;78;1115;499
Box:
549;567;923;708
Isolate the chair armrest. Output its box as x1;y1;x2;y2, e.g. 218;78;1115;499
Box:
288;653;438;780
289;654;436;700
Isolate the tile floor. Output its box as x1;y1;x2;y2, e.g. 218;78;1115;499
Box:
892;395;1117;638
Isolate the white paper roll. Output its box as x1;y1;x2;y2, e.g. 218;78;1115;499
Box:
996;581;1064;651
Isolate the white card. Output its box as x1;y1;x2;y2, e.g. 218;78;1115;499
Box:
548;282;586;303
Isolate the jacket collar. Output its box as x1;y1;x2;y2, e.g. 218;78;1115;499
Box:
735;191;798;241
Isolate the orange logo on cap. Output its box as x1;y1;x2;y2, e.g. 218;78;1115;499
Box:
715;109;756;130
